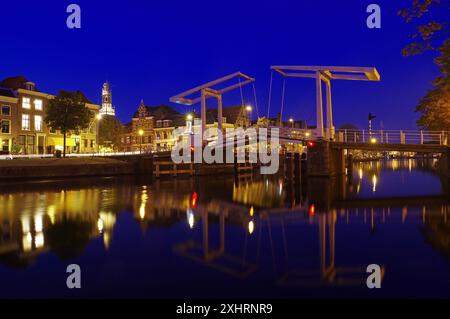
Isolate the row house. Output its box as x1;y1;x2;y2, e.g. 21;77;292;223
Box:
0;76;100;155
121;100;251;153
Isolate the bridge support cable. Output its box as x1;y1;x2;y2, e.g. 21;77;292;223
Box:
280;78;286;127
267;69;274;119
252;82;260;119
238;76;245;108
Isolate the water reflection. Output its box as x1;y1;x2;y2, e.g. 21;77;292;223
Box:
0;159;449;297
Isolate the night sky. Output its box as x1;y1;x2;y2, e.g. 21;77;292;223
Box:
0;0;440;129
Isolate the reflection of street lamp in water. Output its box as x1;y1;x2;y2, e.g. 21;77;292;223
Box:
138;129;144;154
372;174;377;193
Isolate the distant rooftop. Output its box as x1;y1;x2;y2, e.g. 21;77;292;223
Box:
0;76;38;91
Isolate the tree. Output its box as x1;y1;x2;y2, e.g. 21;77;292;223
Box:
399;1;450;129
398;0;449;56
416;84;450;130
98;115;123;151
46;216;94;260
10;139;22;155
45;90;93;157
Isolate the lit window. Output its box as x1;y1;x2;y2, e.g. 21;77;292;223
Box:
1;105;10;116
34;99;43;111
34;115;42;131
1;120;10;134
22;114;30;130
22;97;31;109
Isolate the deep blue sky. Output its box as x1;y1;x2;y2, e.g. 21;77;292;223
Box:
0;0;439;129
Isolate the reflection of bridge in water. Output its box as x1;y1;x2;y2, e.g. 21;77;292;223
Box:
162;176;448;286
0;173;448;284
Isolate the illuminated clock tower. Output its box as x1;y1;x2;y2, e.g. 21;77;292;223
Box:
100;81;116;116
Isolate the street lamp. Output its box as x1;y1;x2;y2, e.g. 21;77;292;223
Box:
245;105;252;127
138;129;144;154
186;114;193;121
289;118;294;128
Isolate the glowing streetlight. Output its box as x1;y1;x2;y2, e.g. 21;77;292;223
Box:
289;118;294;128
245;105;253;128
186;114;193;121
370;137;377;144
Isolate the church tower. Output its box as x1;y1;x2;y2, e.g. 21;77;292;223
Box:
100;81;116;116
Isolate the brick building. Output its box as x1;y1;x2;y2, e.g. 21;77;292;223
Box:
121;100;251;152
0;76;100;155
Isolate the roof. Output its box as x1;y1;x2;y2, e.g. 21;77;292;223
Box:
0;76;38;91
122;122;133;133
205;105;244;125
132;104;186;127
0;87;16;98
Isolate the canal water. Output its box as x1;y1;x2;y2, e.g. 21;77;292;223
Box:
0;159;449;298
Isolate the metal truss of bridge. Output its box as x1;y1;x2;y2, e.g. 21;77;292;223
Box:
170;72;255;135
270;65;380;140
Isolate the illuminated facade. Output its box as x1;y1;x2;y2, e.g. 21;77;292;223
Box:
0;76;100;155
120;100;251;152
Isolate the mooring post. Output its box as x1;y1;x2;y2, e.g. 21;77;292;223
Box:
294;152;301;181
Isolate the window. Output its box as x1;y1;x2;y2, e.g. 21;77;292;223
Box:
163;120;170;127
49;127;57;134
25;82;35;91
90;140;94;148
34;115;43;131
1;120;10;134
156;120;162;128
22;114;30;130
34;99;43;111
22;97;31;109
1;139;9;152
1;106;10;116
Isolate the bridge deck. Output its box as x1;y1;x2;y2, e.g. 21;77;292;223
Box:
332;142;448;153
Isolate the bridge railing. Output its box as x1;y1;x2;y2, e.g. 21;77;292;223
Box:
335;129;450;146
269;126;313;140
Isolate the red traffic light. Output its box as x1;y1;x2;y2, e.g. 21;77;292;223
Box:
307;141;315;149
308;204;315;216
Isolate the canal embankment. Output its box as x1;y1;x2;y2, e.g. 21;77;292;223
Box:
0;154;260;180
0;157;134;180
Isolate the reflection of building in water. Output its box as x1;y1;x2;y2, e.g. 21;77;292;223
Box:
233;178;285;208
0;186;126;267
132;185;191;230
